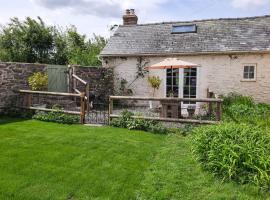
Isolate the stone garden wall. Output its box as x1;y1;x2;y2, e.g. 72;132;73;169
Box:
73;66;114;102
0;62;113;114
0;62;46;113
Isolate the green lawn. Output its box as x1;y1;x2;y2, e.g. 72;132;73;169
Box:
0;117;269;200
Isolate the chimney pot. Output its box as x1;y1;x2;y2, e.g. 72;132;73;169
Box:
123;9;138;25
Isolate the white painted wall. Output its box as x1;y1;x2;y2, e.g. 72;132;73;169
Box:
103;53;270;103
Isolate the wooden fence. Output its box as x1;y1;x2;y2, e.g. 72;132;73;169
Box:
17;90;86;124
109;96;223;124
71;74;90;112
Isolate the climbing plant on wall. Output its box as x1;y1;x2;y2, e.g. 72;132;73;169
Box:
135;57;149;79
126;57;149;89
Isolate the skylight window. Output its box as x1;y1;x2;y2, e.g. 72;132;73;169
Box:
171;25;197;34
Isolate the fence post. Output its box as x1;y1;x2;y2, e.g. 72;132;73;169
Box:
25;93;32;108
207;89;213;118
216;101;222;121
80;92;86;124
86;83;90;113
108;97;113;125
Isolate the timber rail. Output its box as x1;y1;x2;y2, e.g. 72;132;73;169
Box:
109;96;223;124
16;90;86;124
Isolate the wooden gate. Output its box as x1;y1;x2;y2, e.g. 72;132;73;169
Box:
47;65;68;92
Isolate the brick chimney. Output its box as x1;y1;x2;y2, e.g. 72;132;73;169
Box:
123;9;138;25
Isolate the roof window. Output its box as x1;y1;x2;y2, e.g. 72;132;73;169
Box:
171;25;197;34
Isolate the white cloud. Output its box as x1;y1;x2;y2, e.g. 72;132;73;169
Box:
32;0;122;17
231;0;270;8
31;0;170;18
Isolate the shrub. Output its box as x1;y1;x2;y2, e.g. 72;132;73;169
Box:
28;72;48;91
111;110;168;134
223;93;255;107
33;110;79;124
222;94;270;127
192;123;270;191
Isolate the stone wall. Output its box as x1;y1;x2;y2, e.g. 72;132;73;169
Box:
73;66;114;102
0;62;114;114
0;62;46;113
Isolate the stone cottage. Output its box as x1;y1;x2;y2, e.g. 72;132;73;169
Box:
100;9;270;103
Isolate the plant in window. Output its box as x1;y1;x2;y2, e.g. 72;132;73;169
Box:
28;72;48;91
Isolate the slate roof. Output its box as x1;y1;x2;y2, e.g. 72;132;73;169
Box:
100;15;270;56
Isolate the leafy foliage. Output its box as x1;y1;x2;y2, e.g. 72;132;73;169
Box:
33;106;79;124
147;76;162;96
28;72;48;91
0;17;107;66
192;123;270;191
111;110;168;134
192;94;270;191
223;93;255;107
64;26;107;66
0;17;53;63
222;93;270;127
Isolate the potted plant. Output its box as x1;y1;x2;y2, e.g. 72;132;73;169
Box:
147;76;162;109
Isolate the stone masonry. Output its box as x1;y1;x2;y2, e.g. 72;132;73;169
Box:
73;66;114;102
0;62;114;114
0;62;46;113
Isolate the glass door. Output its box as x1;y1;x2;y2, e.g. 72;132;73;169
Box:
165;67;198;102
183;68;197;104
166;68;179;97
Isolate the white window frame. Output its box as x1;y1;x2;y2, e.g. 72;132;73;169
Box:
179;68;199;108
242;64;257;82
164;67;199;108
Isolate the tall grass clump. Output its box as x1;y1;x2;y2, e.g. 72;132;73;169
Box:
223;93;255;107
223;93;270;127
192;123;270;191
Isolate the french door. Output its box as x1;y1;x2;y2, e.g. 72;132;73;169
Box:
166;68;198;104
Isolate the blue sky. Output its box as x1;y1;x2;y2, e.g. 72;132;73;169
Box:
0;0;269;37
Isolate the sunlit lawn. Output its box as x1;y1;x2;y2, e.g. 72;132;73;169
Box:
0;117;268;200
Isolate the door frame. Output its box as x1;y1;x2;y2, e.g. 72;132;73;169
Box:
164;67;200;108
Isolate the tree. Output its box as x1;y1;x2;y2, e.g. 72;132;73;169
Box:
147;76;162;109
0;17;107;66
0;17;54;63
148;76;162;97
65;26;107;66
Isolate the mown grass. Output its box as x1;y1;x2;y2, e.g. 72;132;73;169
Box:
0;118;164;200
137;135;269;200
0;117;269;199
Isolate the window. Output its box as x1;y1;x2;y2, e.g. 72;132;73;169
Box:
183;68;197;104
166;68;179;97
172;25;197;34
243;65;256;80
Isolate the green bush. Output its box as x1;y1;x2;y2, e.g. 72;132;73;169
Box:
223;93;255;107
28;72;48;91
33;110;79;124
192;123;270;191
222;94;270;127
111;110;168;134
